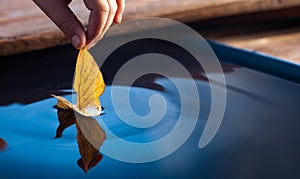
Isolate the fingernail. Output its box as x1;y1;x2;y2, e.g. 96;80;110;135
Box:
71;34;81;49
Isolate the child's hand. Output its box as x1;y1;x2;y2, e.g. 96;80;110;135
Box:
33;0;125;49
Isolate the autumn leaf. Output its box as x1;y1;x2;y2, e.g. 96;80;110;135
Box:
0;138;7;151
52;94;74;110
52;47;107;172
52;48;105;116
73;48;105;116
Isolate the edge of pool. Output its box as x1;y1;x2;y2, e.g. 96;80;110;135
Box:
208;40;300;84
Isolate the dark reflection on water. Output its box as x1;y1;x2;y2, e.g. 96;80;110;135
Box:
0;44;300;178
54;107;77;139
54;105;105;173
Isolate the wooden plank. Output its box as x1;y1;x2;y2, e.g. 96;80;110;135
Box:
191;7;300;64
1;0;300;56
210;27;300;65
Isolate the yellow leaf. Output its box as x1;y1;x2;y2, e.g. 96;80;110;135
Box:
51;48;106;171
52;48;105;116
73;48;105;116
51;94;75;110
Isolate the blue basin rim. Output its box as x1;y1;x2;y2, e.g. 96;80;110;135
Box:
209;40;300;84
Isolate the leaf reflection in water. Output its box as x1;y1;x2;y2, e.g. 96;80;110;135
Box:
53;105;106;173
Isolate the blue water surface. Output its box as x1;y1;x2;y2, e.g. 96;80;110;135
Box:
0;66;300;178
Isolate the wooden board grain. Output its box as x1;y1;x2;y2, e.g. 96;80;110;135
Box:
1;0;300;56
211;27;300;64
0;0;300;63
190;6;300;64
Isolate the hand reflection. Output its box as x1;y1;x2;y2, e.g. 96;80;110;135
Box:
54;106;106;173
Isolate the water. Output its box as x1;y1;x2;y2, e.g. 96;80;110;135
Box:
0;45;300;178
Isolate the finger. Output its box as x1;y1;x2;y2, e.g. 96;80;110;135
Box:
114;0;125;23
100;0;117;37
87;0;118;48
84;0;110;48
33;0;86;49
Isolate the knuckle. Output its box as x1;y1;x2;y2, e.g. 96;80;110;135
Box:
99;2;110;13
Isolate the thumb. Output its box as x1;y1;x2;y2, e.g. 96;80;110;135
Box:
34;0;86;49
